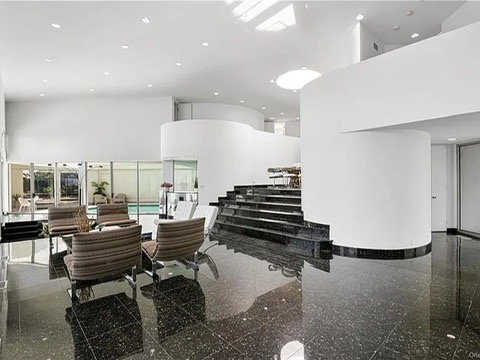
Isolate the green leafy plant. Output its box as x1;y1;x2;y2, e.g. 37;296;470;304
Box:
90;181;109;196
193;177;198;189
40;223;49;238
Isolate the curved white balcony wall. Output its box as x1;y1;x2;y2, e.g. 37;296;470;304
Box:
161;120;254;205
253;131;300;184
312;21;480;134
442;2;480;33
6;96;174;162
178;103;265;131
161;120;300;205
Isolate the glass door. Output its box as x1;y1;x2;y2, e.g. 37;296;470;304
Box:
57;163;80;207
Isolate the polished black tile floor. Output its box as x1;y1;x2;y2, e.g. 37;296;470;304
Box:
1;232;479;359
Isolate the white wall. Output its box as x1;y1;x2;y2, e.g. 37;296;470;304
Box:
442;1;480;33
446;144;458;229
6;96;173;163
253;131;300;184
0;68;4;219
161;120;300;205
303;21;480;133
431;145;447;231
360;23;384;60
264;122;274;134
285;120;300;138
177;103;265;131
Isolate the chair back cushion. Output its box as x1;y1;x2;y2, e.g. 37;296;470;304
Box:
67;225;142;281
48;205;86;235
192;205;218;234
154;217;205;261
173;201;196;220
97;204;130;223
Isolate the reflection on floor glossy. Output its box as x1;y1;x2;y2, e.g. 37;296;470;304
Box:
1;232;479;359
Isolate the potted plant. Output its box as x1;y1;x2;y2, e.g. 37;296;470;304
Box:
11;193;21;211
193;177;198;190
90;181;109;196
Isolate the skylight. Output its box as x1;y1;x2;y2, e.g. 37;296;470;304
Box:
239;0;279;22
256;4;296;31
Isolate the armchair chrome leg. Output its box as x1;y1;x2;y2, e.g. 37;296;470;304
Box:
152;259;158;282
125;265;137;289
68;280;78;302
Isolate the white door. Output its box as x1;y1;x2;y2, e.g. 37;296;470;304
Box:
431;145;447;231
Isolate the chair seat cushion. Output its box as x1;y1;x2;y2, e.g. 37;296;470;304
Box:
50;225;79;235
141;240;157;258
99;219;137;227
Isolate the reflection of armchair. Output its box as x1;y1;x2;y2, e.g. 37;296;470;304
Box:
142;218;205;282
113;193;126;204
93;194;107;205
65;292;143;359
63;225;142;300
140;276;205;342
97;204;137;228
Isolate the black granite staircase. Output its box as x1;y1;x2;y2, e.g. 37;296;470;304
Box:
211;185;331;258
1;221;42;243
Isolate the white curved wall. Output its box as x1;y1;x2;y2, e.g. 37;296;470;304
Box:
178;103;265;131
301;123;431;249
161;120;301;205
161;120;254;205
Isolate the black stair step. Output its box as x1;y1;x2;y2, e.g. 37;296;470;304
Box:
219;206;304;224
219;200;302;212
232;194;301;205
217;214;328;238
214;221;331;258
235;188;302;196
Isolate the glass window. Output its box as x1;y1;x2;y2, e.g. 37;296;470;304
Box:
33;163;55;211
173;161;197;193
274;122;286;135
139;162;163;238
9;163;31;212
57;163;80;207
86;163;111;206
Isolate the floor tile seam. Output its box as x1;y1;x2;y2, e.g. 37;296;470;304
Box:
451;281;478;359
368;284;431;360
144;315;205;349
227;324;289;349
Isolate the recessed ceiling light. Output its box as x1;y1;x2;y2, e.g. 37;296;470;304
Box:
270;117;275;120
104;71;110;76
122;45;129;50
296;117;300;120
176;62;183;66
270;79;275;83
406;10;414;16
142;17;151;24
301;66;308;70
39;93;45;97
448;138;457;141
276;69;322;90
214;92;219;96
292;89;297;93
240;100;245;103
305;4;308;9
280;112;284;115
411;33;419;38
148;84;154;88
262;106;266;110
202;41;209;47
393;26;400;31
356;14;365;21
89;88;96;92
51;22;61;29
43;79;49;83
45;58;53;62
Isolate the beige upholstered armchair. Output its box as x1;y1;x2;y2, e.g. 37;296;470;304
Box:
97;203;137;228
113;193;126;204
142;217;205;282
93;194;107;205
48;205;86;248
63;225;142;300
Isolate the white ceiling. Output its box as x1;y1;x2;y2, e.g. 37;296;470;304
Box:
0;1;464;122
375;111;480;145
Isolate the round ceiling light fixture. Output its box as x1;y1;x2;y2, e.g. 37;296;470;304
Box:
51;22;61;29
276;69;321;90
406;10;414;16
356;14;365;21
142;17;151;24
411;33;419;38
